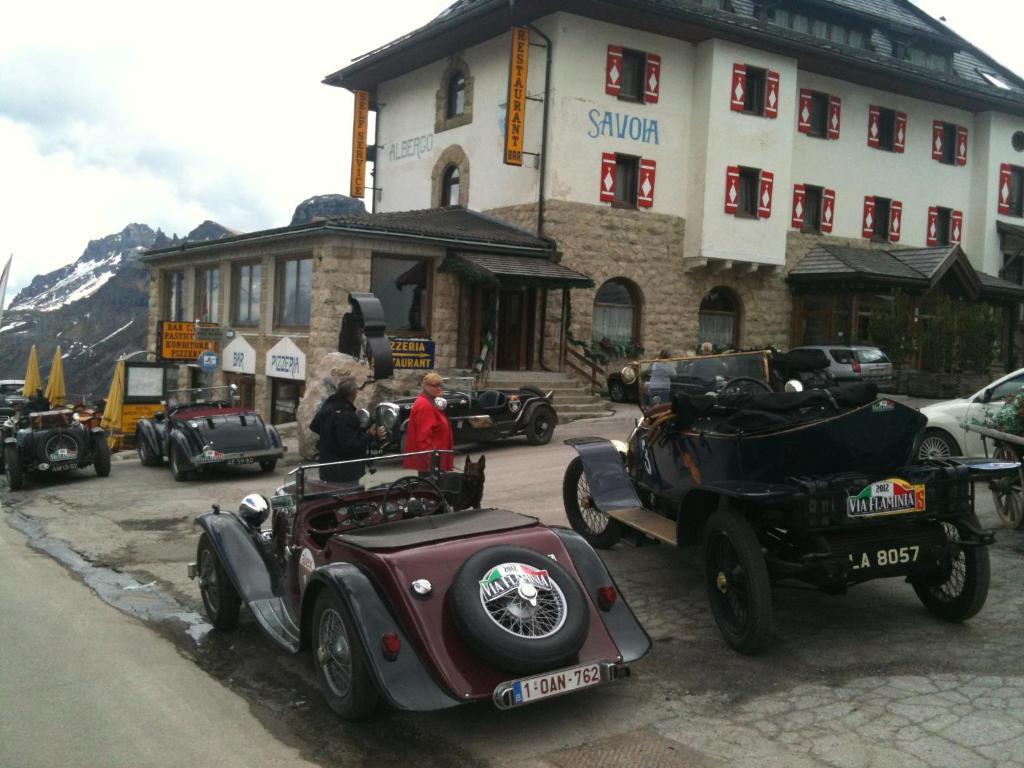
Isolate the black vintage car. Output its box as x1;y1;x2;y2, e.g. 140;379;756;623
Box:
2;408;111;490
135;386;285;481
370;381;558;453
563;350;1018;653
0;380;27;420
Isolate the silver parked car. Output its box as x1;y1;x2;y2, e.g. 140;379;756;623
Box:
789;345;894;387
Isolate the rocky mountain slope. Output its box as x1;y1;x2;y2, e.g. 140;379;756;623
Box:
0;222;232;400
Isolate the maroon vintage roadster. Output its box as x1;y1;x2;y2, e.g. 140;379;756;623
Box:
190;450;649;720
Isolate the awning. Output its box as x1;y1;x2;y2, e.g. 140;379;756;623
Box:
439;252;594;289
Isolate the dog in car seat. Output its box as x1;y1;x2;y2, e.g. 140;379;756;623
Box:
452;455;486;510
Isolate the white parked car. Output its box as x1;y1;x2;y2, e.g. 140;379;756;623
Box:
918;368;1024;458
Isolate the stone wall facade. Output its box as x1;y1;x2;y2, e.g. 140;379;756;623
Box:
489;199;794;358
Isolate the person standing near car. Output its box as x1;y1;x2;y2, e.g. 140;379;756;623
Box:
403;372;454;473
312;376;380;484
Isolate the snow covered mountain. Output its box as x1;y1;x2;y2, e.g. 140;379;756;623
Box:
0;221;233;400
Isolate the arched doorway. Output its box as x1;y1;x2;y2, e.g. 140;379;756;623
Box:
698;287;740;349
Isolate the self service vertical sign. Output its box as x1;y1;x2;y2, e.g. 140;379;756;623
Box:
503;27;529;166
350;89;370;198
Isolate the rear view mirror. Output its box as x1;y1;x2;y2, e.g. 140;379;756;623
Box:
981;387;993;403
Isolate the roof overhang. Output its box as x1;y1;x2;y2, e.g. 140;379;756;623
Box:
439;251;594;289
326;0;1024;116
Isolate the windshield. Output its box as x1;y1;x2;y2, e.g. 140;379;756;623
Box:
0;383;24;395
167;385;238;408
636;351;770;409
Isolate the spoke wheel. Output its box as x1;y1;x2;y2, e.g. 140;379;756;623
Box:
990;444;1024;529
609;382;625;402
702;507;772;654
170;445;192;481
4;444;24;490
918;429;958;460
562;456;622;548
912;515;990;622
197;534;241;630
312;590;379;720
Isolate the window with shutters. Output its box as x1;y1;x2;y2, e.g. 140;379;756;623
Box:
743;66;766;114
938;123;956;164
932;121;968;166
738;167;760;217
872;197;891;242
807;93;828;136
798;89;840;139
619;49;645;102
1004;165;1024;217
876;108;896;150
802;186;823;233
934;207;952;246
614;155;639;207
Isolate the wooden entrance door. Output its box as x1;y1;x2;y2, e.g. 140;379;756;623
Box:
497;287;533;370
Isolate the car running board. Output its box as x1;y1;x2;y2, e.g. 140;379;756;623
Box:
249;598;301;653
606;507;677;546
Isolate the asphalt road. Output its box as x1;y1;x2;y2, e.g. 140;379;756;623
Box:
3;400;1024;767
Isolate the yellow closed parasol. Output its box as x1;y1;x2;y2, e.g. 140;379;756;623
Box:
23;345;41;397
101;358;126;448
45;345;67;408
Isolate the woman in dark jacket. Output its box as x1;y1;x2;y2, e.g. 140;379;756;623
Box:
314;376;378;484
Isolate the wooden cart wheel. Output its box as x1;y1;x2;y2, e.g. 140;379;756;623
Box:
990;442;1024;529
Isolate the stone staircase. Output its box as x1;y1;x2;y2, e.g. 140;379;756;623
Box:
483;369;614;423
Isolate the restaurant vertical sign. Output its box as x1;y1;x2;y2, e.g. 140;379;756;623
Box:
350;89;370;198
503;27;529;166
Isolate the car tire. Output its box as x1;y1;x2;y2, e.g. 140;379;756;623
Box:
136;429;160;466
4;444;24;490
525;405;556;446
702;507;773;654
917;429;959;460
911;515;990;622
562;456;622;549
451;545;589;674
197;533;241;631
93;438;111;477
608;381;625;402
259;459;277;473
170;444;192;482
312;589;380;721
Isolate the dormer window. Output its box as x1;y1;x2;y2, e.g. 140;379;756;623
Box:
447;73;466;118
442;165;461;207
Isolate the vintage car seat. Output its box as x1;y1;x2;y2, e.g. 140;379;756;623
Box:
475;389;508;413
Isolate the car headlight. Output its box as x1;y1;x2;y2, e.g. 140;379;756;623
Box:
621;366;637;385
376;403;400;431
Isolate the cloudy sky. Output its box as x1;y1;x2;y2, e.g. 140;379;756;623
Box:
1;0;1022;305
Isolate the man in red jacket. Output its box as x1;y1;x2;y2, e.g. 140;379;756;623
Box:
403;372;454;473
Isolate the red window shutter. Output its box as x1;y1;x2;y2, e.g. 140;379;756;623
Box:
725;166;740;213
791;184;806;228
600;152;617;202
999;163;1013;214
889;200;903;242
765;71;780;118
757;171;774;218
894;112;907;153
821;189;836;233
951;210;963;244
605;46;623;96
798;90;813;133
730;64;747;112
926;206;939;246
932;121;945;161
868;107;881;148
827;95;841;140
862;196;876;238
956;127;968;166
644;54;661;104
637;159;656;207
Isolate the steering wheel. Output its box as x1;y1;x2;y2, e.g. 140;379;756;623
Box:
719;377;773;396
382;476;451;518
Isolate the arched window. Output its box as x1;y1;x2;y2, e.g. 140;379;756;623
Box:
447;72;466;118
441;165;461;207
698;287;740;349
592;279;641;344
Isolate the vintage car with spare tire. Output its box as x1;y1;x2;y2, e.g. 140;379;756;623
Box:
2;408;111;490
189;449;649;720
135;385;285;481
562;350;1018;654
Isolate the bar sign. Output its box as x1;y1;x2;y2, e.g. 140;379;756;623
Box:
350;90;370;197
503;27;530;166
